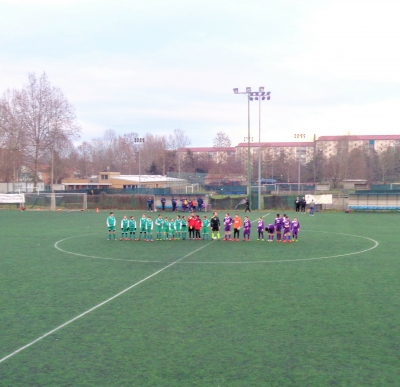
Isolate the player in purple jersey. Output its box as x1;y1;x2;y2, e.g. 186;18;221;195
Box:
283;216;292;243
223;213;233;241
243;216;251;241
274;214;282;242
257;217;265;241
266;224;275;241
291;217;300;241
281;214;286;234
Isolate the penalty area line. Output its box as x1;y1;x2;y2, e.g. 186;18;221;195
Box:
0;241;213;365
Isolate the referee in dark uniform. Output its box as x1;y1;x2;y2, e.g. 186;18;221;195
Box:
210;212;221;240
244;197;251;212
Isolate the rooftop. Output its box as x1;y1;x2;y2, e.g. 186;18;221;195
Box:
113;175;187;183
236;142;314;147
177;147;236;152
318;135;400;141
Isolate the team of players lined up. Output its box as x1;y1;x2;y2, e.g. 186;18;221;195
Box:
106;212;300;242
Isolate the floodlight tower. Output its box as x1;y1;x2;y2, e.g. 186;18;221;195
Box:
233;87;271;210
256;88;271;210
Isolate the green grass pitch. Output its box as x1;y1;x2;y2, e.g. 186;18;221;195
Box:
0;209;399;386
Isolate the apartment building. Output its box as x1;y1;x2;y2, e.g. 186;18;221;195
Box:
235;142;315;164
317;135;400;157
173;135;400;166
177;147;236;163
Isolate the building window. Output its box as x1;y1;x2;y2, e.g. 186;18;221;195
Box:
101;174;108;180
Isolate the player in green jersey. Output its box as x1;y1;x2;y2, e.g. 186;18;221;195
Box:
175;215;182;239
139;214;147;241
129;216;137;240
146;216;154;241
120;215;129;240
162;216;170;240
168;218;175;240
155;214;163;240
202;215;210;240
106;212;116;240
181;215;187;240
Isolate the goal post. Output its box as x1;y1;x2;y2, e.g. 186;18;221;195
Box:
185;184;199;194
390;183;400;190
24;192;87;211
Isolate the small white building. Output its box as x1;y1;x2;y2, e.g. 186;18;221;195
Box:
343;179;368;190
62;172;188;190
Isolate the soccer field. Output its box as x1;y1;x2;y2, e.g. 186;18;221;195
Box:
0;209;399;387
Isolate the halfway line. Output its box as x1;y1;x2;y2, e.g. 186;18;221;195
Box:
0;241;213;365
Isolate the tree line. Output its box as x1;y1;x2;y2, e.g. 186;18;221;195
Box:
1;73;400;187
0;73;79;187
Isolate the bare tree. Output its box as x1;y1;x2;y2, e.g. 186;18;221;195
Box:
49;139;77;184
0;90;25;186
378;147;400;183
17;73;80;187
167;128;191;150
182;150;196;173
118;132;139;174
17;73;53;186
211;132;233;174
347;148;368;180
47;86;80;189
76;141;95;178
213;132;231;148
74;131;141;176
142;133;168;174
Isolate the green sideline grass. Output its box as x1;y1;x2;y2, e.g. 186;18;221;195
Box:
0;210;399;387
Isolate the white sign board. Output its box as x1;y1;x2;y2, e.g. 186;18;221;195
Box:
305;194;332;205
0;194;25;203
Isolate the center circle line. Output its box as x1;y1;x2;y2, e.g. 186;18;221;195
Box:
54;231;379;264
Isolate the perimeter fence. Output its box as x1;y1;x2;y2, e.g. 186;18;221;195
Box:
1;190;351;212
87;194;150;210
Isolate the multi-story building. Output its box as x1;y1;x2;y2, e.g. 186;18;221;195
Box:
178;143;315;165
172;136;400;167
317;135;400;157
177;147;236;163
235;142;315;164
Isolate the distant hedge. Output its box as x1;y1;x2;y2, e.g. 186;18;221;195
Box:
87;193;149;210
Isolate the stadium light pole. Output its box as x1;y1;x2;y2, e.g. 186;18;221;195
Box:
298;148;301;194
233;87;270;210
135;137;145;187
233;87;252;208
256;88;271;210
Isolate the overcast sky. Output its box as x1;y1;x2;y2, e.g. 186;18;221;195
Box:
1;0;400;146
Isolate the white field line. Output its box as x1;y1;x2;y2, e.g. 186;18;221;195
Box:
178;232;379;264
54;214;378;265
0;242;213;365
55;235;165;263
